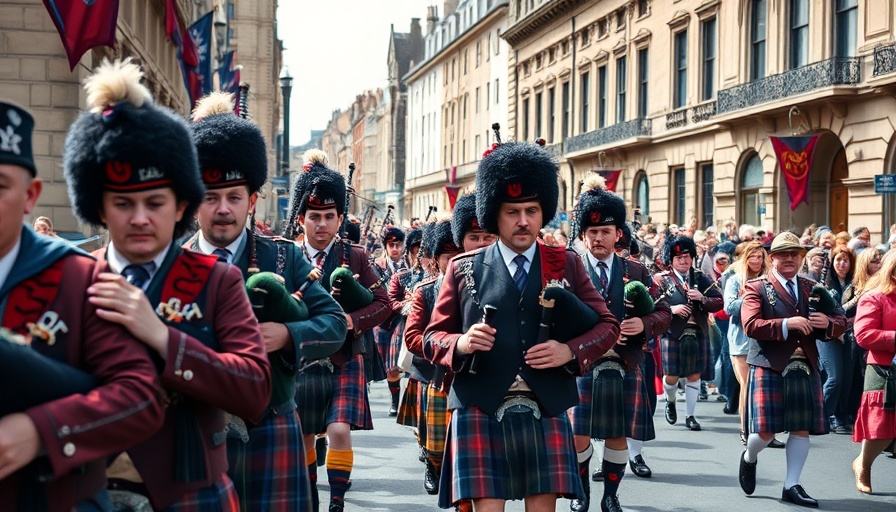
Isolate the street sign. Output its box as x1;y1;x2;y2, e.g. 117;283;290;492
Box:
875;174;896;194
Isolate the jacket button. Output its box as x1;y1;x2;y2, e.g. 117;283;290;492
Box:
63;442;76;457
521;320;526;325
183;370;194;381
59;425;70;436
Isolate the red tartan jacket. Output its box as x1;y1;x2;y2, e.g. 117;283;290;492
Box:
93;249;270;509
0;229;164;512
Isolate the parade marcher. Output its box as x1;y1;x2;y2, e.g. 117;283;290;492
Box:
738;232;846;508
65;60;272;510
425;140;620;511
818;246;857;435
0;100;164;511
386;227;424;416
288;155;390;512
655;235;723;431
189;92;347;511
851;249;896;494
373;225;406;414
568;175;671;512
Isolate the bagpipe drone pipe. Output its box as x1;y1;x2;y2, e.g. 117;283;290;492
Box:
0;328;97;416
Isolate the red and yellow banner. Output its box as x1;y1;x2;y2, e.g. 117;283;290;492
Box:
595;169;622;192
770;134;821;211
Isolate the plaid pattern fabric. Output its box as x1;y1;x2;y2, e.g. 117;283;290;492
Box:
162;475;239;512
226;411;311;512
397;378;423;428
571;365;655;441
386;317;406;372
363;330;387;383
295;362;336;435
328;354;374;430
375;326;392;368
661;329;709;377
438;406;582;508
424;385;451;456
747;365;827;434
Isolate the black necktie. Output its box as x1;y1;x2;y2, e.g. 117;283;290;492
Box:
212;247;231;262
315;251;326;269
597;261;609;296
787;279;798;302
122;264;151;289
512;254;528;293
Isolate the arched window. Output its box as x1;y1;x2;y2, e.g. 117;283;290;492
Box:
634;170;649;218
740;153;763;226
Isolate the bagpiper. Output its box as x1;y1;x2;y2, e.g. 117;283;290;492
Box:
654;235;723;432
66;59;271;510
0;99;164;512
568;175;671;512
424;138;620;511
188;92;347;512
288;155;390;512
738;232;846;508
385;227;424;416
373;225;406;414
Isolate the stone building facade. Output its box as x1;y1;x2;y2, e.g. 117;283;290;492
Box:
505;0;896;239
404;0;510;221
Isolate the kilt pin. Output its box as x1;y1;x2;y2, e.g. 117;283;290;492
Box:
424;243;619;508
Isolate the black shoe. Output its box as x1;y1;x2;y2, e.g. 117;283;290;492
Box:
739;451;757;495
723;404;738;415
665;401;677;425
768;438;785;449
310;480;319;512
388;403;398;416
685;416;701;431
782;485;818;508
418;447;427;463
315;436;327;467
629;455;652;478
591;467;604;482
329;498;345;512
569;477;590;512
600;495;622;512
423;458;439;495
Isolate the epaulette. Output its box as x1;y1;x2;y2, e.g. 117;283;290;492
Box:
450;246;486;262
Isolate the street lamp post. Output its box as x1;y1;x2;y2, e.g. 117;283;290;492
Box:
279;66;293;176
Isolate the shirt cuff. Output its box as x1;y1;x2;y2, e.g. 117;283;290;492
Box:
782;319;788;339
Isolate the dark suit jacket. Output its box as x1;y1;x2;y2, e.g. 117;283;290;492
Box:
653;269;723;340
742;274;847;373
425;242;619;417
93;248;271;509
582;254;671;366
0;227;164;512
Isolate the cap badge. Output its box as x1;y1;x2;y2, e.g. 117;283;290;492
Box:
203;168;222;183
589;211;602;223
106;160;132;184
0;125;22;155
507;183;522;198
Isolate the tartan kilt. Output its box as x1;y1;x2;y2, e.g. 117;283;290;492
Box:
296;355;373;434
438;405;582;508
363;330;387;383
161;475;239;512
570;364;655;442
225;410;311;512
397;378;424;428
747;364;827;435
295;361;336;435
424;385;451;456
661;329;709;377
375;326;391;363
702;321;723;381
386;317;406;372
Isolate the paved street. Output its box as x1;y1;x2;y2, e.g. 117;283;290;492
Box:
328;381;896;512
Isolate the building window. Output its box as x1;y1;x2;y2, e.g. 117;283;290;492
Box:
549;47;556;64
637;0;650;18
616;9;626;31
616;56;627;123
580;26;591;48
634;171;650;217
581;71;590;133
598;65;607;128
487;33;491;61
740;153;763;226
637;48;648;118
463;95;467;119
548;87;556;142
701;17;716;101
673;167;686;226
535;91;543;137
486;82;490;111
523;97;530;141
536;53;543;69
750;0;767;80
834;0;858;58
790;0;809;68
494;29;500;55
674;30;688;109
464;49;469;75
474;134;480;156
562;82;570;139
475;87;480;113
699;163;714;228
462;140;466;163
495;79;499;104
476;41;482;67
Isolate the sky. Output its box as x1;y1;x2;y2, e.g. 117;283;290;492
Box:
277;0;435;146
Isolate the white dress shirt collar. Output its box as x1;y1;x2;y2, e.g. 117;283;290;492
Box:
0;237;22;292
197;230;245;263
497;240;537;274
106;242;171;287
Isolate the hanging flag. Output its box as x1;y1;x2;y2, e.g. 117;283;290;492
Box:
43;0;120;70
446;186;461;209
217;51;240;94
770;134;821;210
594;169;623;192
449;165;458;184
165;0;198;67
189;12;214;95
